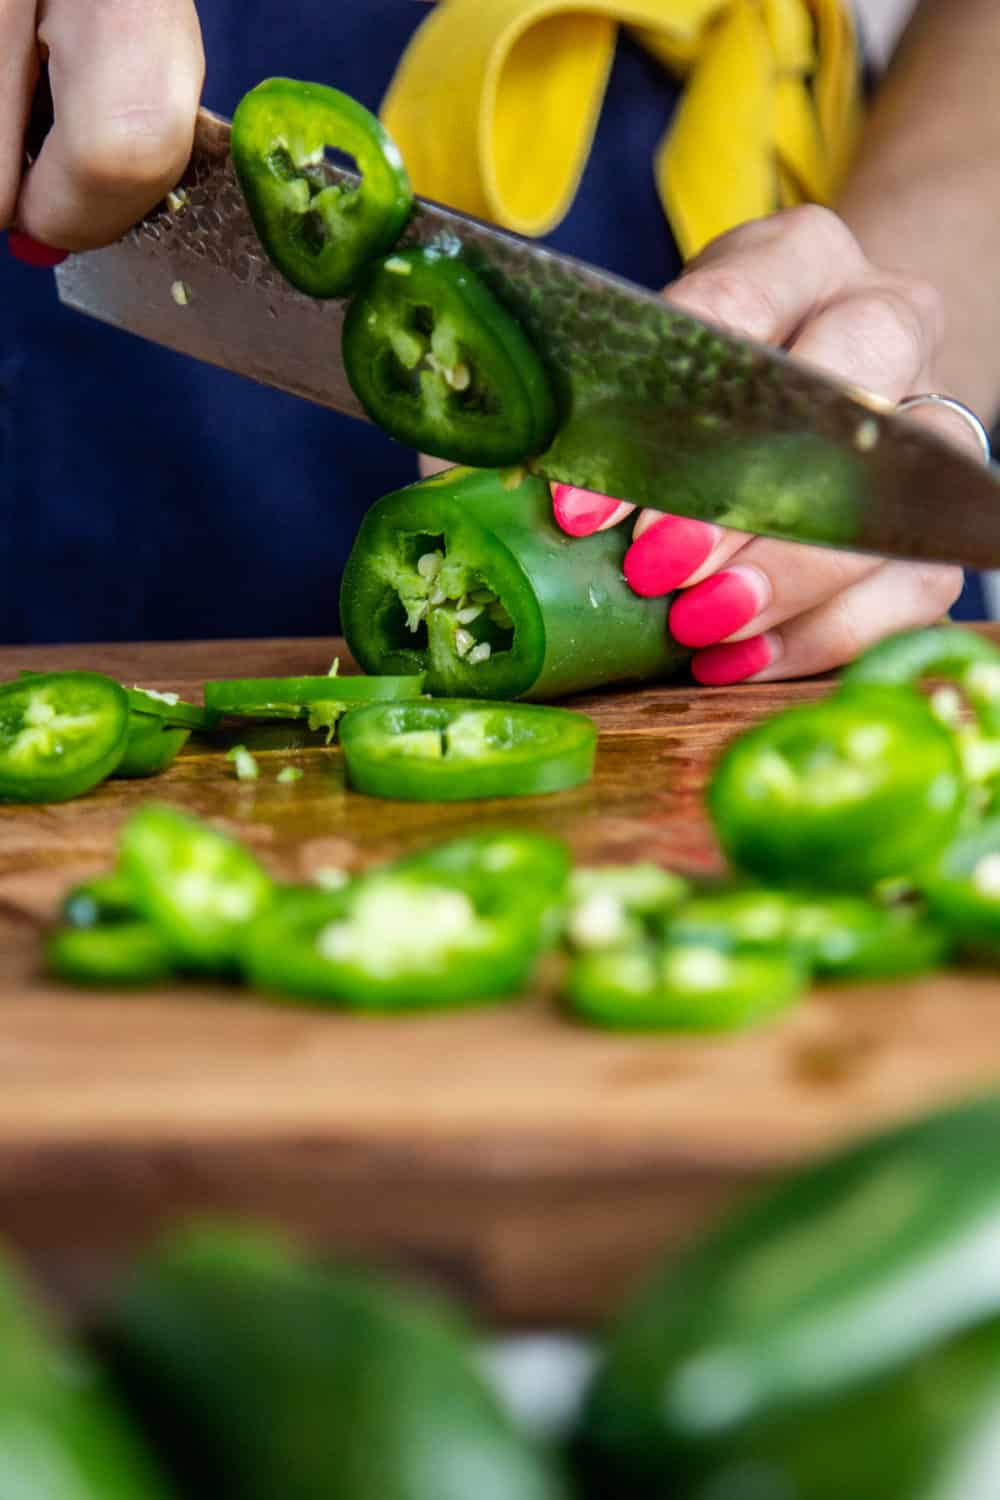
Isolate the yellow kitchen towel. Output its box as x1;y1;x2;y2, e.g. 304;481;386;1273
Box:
381;0;862;259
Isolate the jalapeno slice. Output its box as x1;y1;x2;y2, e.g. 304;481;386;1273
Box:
232;77;413;298
392;829;571;944
921;817;1000;957
46;923;174;986
241;873;543;1010
341;467;686;701
708;686;965;890
667;888;949;981
204;673;426;719
342;248;558;466
120;804;275;971
0;672;129;802
339;699;596;801
565;865;691;951
60;870;140;929
568;943;806;1031
126;689;218;732
115;716;190;778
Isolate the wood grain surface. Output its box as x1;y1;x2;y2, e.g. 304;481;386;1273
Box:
2;634;999;1326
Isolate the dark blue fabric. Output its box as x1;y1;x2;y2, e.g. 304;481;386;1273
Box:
0;10;684;644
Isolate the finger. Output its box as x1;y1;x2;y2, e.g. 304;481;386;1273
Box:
0;1;38;231
551;484;634;537
17;0;204;250
668;539;881;648
690;560;964;685
898;397;992;464
665;204;867;347
789;276;944;402
622;508;749;596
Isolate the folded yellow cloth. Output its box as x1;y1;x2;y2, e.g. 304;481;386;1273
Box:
381;0;862;260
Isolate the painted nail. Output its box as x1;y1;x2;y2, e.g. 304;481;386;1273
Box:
691;633;779;686
7;231;69;268
669;566;770;648
552;483;629;537
623;514;720;596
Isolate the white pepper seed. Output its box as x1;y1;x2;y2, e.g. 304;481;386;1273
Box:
454;628;475;657
466;642;492;665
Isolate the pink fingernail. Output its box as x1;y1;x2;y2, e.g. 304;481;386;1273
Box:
669;567;769;648
552;484;625;537
7;231;69;267
623;514;720;596
691;633;778;685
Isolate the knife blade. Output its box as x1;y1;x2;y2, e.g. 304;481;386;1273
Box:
55;107;1000;569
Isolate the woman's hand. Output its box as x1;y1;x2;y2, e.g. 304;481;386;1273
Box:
552;205;976;685
2;0;204;256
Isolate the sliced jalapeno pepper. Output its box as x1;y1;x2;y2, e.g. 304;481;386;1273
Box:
115;716;190;778
921;816;1000;957
0;672;129;802
339;699;596;801
46;923;174;986
392;829;571;944
564;865;691;950
341;466;687;700
667;888;949;981
203;673;426;721
241;872;544;1010
60;870;139;928
120;804;274;971
232;78;413;298
342;248;557;466
126;689;219;732
708;686;965;890
568;942;805;1031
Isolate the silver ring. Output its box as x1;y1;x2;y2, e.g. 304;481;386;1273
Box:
898;393;992;464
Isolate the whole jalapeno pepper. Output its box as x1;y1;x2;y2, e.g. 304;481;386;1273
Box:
578;1091;1000;1500
708;685;966;890
342;247;558;466
340;466;687;700
232;78;413;298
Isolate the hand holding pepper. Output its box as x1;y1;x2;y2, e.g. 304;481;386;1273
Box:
2;0;203;258
553;206;976;686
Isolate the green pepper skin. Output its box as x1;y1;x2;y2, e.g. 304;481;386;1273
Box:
708;686;965;890
232;78;413;298
60;870;139;928
101;1224;570;1500
203;673;427;718
576;1091;1000;1499
341;467;687;700
119;805;274;972
0;1247;174;1500
343;248;557;466
114;716;190;778
340;699;597;801
46;922;175;986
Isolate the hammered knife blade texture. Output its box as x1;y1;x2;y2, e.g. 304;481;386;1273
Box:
56;108;1000;568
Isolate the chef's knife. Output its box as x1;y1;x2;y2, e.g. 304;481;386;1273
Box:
55;108;1000;569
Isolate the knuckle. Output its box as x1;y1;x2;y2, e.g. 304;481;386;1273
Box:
892;273;946;352
673;265;784;343
914;563;964;616
852;285;930;382
781;203;864;268
66;105;193;196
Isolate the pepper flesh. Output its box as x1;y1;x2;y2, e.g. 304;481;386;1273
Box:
342;247;557;466
232;78;413;298
341;466;687;700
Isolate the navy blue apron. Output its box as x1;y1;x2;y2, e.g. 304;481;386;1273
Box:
0;1;982;642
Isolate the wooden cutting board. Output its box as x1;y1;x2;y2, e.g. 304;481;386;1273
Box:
2;634;999;1327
